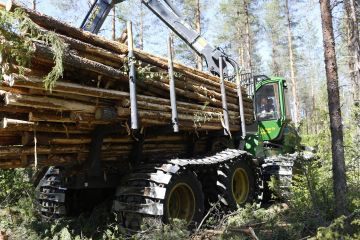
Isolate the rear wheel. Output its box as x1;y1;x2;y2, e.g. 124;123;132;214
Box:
164;171;204;227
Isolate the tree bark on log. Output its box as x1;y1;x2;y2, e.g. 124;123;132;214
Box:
32;42;128;82
5;1;248;97
4;90;100;113
0;0;257;169
7;73;254;117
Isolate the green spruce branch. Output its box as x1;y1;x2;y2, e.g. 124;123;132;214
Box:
0;8;65;90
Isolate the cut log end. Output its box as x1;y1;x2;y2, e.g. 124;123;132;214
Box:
120;98;130;107
1;118;8;129
0;52;4;65
28;112;34;120
0;118;35;129
3;74;15;86
2;64;10;75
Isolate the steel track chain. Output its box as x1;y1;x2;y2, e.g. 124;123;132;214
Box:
262;154;296;199
35;167;67;219
113;148;263;228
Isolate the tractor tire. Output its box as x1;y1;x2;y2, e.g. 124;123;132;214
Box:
163;170;204;229
114;165;204;231
216;160;256;211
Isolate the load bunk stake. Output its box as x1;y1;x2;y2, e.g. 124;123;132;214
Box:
219;57;230;136
127;21;139;130
235;67;246;138
167;35;179;132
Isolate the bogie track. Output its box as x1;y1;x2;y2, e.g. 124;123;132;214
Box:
35;167;115;219
34;150;266;230
262;154;296;202
113;149;264;230
35;167;67;219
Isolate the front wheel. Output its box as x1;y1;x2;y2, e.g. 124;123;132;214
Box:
217;160;255;210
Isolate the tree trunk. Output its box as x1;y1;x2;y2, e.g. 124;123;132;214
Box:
235;9;245;68
319;0;348;217
236;36;243;67
344;0;360;100
271;34;280;76
195;0;202;71
285;0;300;125
139;1;144;50
311;76;317;134
244;0;252;73
112;6;116;41
31;0;36;11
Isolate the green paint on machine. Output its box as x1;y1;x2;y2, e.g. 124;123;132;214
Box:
244;76;300;158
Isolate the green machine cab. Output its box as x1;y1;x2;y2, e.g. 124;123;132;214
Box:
244;76;299;158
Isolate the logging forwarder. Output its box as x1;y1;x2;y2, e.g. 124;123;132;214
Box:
35;0;301;230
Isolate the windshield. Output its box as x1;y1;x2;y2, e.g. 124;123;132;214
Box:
255;83;280;121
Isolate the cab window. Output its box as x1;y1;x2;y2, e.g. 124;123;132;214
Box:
255;83;280;121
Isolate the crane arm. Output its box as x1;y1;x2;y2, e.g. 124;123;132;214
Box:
81;0;236;76
80;0;125;34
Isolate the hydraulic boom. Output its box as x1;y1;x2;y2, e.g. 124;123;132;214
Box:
80;0;235;76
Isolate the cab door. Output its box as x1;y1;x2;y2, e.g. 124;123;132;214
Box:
255;80;286;141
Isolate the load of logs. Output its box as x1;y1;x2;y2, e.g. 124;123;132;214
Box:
0;1;254;169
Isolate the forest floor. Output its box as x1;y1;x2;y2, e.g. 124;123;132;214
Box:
0;180;359;240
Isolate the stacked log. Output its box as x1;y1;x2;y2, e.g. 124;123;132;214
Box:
0;1;254;169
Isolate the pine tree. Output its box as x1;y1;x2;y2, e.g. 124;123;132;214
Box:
116;1;148;50
285;0;300;125
243;0;252;72
217;0;261;74
172;0;210;68
344;0;360;100
298;16;324;134
263;0;288;77
319;0;348;217
32;0;37;10
112;6;116;41
195;0;202;70
138;1;144;50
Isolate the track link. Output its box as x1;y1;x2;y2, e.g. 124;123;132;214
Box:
262;154;296;200
113;149;263;229
35;167;67;219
